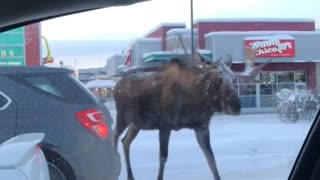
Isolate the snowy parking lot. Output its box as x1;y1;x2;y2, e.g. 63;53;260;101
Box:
105;101;313;180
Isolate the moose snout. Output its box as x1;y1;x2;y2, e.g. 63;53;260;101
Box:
225;95;241;115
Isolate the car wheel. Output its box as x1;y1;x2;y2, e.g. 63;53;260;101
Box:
48;162;68;180
42;149;76;180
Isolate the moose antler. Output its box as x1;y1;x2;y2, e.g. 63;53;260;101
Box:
178;35;193;61
234;46;272;78
198;45;272;81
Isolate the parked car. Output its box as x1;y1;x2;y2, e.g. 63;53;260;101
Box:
0;133;50;180
0;66;121;180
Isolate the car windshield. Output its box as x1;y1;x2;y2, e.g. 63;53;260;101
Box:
0;0;319;180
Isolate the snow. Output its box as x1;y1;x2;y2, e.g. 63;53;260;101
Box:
142;51;173;59
135;38;161;43
194;18;314;23
85;79;116;88
166;28;198;36
196;49;212;54
143;49;211;59
288;94;296;102
105;101;312;180
145;23;186;37
205;31;320;38
244;34;295;40
277;89;293;101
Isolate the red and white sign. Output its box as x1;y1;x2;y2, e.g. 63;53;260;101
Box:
123;47;132;67
244;35;295;58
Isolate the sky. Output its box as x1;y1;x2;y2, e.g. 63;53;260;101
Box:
40;0;320;69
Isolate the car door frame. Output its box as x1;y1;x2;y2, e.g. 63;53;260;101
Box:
289;110;320;180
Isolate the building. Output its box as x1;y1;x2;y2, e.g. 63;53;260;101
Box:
113;18;320;112
205;31;320;111
78;67;108;84
145;23;186;50
0;23;41;66
121;38;163;71
106;54;124;77
196;18;318;112
194;18;314;48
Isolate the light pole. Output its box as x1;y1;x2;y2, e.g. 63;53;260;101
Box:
190;0;194;60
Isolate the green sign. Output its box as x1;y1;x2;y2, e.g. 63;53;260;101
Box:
0;27;25;66
0;58;25;66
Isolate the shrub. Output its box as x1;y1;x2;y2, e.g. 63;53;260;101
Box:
276;89;320;123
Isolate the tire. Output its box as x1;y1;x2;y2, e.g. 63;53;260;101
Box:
48;162;68;180
42;149;76;180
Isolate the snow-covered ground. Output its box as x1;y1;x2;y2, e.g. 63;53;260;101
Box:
105;101;313;180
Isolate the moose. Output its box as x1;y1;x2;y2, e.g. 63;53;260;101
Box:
112;47;272;180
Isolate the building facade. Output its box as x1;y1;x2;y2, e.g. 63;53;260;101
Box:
0;23;41;66
106;54;124;77
113;18;319;112
205;31;320;112
78;67;108;84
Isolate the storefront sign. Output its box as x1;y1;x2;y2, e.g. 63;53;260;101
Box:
0;27;25;65
244;35;295;58
123;47;132;67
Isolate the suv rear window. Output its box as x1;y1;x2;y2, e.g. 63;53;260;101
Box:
6;72;96;104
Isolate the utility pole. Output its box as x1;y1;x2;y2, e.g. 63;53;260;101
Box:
190;0;195;60
74;58;77;70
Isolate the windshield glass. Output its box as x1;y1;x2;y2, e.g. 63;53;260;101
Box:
0;0;319;180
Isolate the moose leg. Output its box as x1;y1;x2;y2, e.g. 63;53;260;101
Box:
122;123;140;180
157;129;171;180
195;127;221;180
113;113;128;151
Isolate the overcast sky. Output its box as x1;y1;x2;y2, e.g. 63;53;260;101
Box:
40;0;320;68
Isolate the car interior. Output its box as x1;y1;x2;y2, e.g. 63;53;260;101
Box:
1;0;320;180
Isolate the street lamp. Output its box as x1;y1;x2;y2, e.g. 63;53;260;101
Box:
190;0;194;60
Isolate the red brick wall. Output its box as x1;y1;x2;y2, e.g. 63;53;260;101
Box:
25;23;41;66
146;28;163;38
195;21;315;49
145;25;185;50
231;62;316;90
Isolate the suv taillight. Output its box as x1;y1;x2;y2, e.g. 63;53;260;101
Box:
75;109;109;139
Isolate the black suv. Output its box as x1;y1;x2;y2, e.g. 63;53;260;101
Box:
0;66;120;180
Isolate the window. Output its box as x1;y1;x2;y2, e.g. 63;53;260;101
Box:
2;1;317;180
260;96;275;107
260;84;273;95
239;84;256;95
278;72;294;83
239;84;256;108
6;73;96;104
24;76;63;97
294;72;306;82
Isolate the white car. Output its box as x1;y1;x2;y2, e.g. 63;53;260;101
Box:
0;133;50;180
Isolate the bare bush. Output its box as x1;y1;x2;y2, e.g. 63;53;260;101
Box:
276;89;320;123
